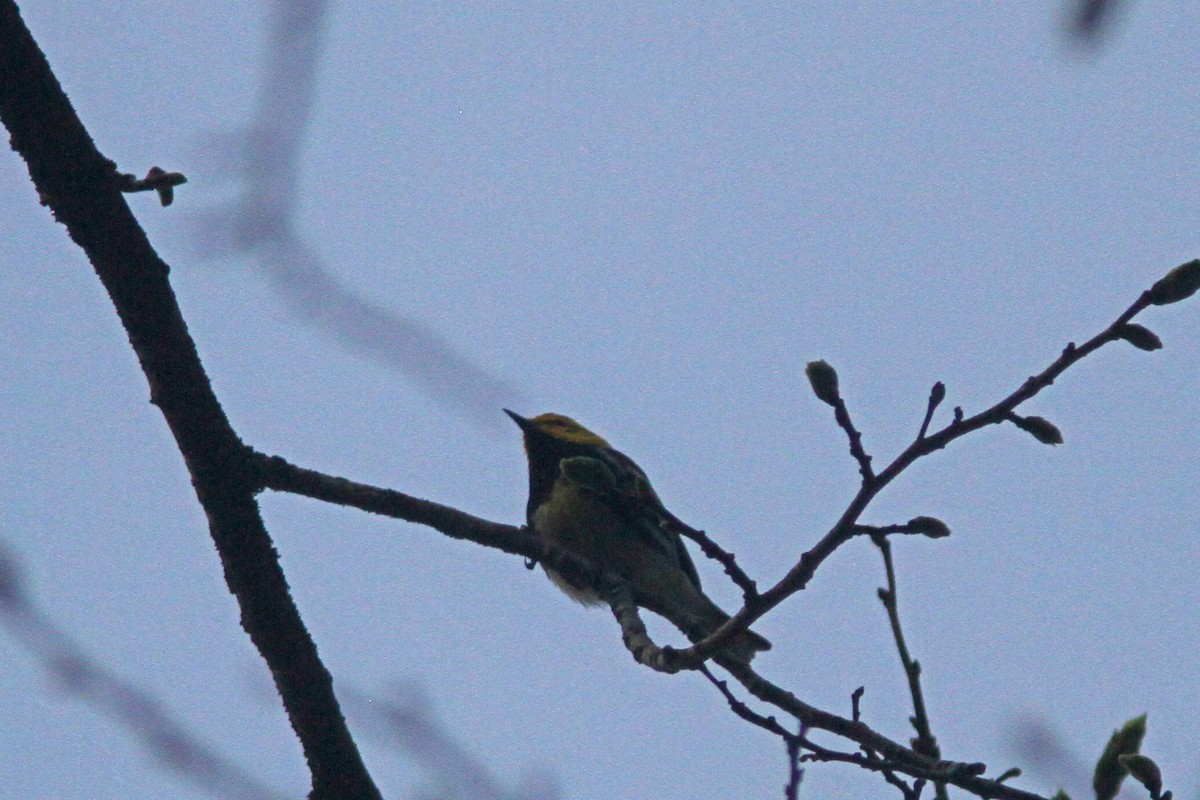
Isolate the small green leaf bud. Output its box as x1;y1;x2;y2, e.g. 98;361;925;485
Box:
907;515;951;538
805;360;841;406
930;381;946;406
1149;259;1200;305
1009;414;1064;445
1117;324;1163;351
995;767;1021;783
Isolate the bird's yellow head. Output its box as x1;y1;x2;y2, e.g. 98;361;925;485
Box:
504;410;611;448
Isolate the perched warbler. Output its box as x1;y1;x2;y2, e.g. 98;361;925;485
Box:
505;410;771;663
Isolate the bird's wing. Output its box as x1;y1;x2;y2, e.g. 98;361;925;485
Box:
592;448;704;591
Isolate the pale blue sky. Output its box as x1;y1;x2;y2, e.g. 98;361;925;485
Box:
2;3;1198;799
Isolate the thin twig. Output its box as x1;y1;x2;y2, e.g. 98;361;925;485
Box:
917;382;946;440
696;674;914;800
833;395;875;482
669;520;759;600
719;659;1050;799
845;685;918;799
700;664;795;740
255;449;1039;794
874;534;946;800
786;733;804;800
797;737;916;798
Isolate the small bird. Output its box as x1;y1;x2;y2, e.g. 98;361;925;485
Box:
505;410;771;662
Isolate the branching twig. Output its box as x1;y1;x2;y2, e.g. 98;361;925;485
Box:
669;520;759;600
917;382;946;440
786;733;805;800
846;686;918;798
670;273;1195;671
874;534;946;800
699;669;913;800
799;737;919;799
700;664;795;741
874;535;939;761
719;659;1054;799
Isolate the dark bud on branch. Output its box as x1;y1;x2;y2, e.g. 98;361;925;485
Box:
907;515;951;539
117;166;188;207
930;381;946;407
995;767;1022;784
805;360;841;406
1117;324;1163;352
1148;259;1200;305
1118;754;1163;799
1093;714;1147;800
1008;413;1064;445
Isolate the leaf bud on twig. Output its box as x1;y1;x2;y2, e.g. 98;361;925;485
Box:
1148;259;1200;305
1007;414;1064;446
1117;324;1163;351
805;360;841;406
907;516;951;539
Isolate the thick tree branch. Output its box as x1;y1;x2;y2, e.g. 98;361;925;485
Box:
0;6;378;798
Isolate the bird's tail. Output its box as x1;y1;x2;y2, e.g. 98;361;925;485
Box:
677;597;772;664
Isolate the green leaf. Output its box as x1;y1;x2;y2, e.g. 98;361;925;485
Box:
1093;714;1147;800
805;360;841;406
1118;754;1163;798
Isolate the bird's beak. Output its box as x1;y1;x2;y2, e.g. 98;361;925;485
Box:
503;408;531;430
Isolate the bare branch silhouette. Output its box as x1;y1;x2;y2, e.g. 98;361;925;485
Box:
345;685;559;800
194;0;523;427
0;542;289;800
0;6;380;796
